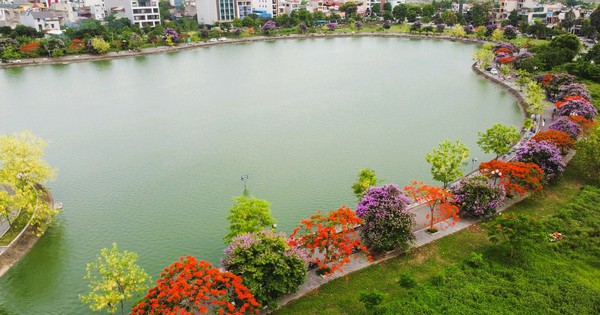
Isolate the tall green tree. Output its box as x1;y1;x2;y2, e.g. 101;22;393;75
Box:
477;124;520;158
507;9;519;27
80;243;151;315
339;1;359;16
224;195;275;243
525;81;546;116
572;125;600;184
590;6;600;32
393;4;408;22
425;139;469;188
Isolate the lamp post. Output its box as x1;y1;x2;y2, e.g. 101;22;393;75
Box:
241;174;249;197
490;169;502;185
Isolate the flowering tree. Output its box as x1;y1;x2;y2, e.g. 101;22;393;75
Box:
477;123;520;158
356;184;415;253
131;256;260;315
163;27;180;43
221;231;306;309
515;140;565;181
325;22;336;32
452;175;505;218
569;115;598;134
19;42;40;57
532;130;575;154
557;83;592;101
81;244;151;315
548;117;583;139
425;139;469;188
261;20;276;34
404;181;459;233
288;206;369;274
556;99;598;120
479;160;544;196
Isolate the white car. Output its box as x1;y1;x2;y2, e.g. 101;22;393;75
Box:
218;37;228;41
490;68;498;75
209;38;217;42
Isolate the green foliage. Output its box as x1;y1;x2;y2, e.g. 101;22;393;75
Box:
484;214;545;257
222;231;307;309
358;289;386;313
450;24;466;37
80;243;151;315
465;252;485;268
477;123;520;157
430;271;446;286
524;81;546;115
491;29;504;42
398;273;417;288
572;125;600;184
352;168;378;199
224;195;275;243
425;139;469;188
90;37;110;54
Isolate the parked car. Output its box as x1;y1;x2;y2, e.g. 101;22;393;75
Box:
485;66;493;71
209;38;217;42
490;68;498;75
218;37;228;41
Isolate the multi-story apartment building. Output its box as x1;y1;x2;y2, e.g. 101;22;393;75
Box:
105;0;160;27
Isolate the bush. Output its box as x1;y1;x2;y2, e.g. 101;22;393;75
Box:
359;289;386;313
224;195;274;243
484;213;545;257
221;230;307;309
452;175;506;218
465;252;485;268
356;184;415;253
398;272;418;288
430;271;446;286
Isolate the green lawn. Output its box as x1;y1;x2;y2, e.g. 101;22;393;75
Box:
274;166;600;314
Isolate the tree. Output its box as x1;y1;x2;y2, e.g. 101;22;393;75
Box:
0;131;56;234
532;130;575;154
90;37;110;54
288;206;370;274
590;6;600;32
469;2;492;27
524;81;545;116
507;9;519;27
491;28;504;42
81;244;151;315
474;25;486;39
131;256;260;314
158;0;172;21
515;140;565;182
484;213;544;257
477;123;520;158
224;195;275;243
561;10;576;30
222;230;306;309
339;1;358;16
352;168;379;200
572;125;600;184
261;20;276;34
425;139;469;188
452;175;505;218
479;160;544;196
515;69;531;91
450;24;466;37
422;4;435;17
393;4;408;23
441;9;458;26
356;184;415;253
584;42;600;64
404;181;459;233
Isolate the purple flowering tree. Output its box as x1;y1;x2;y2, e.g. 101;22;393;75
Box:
325;22;336;32
261;20;277;35
452;175;506;218
221;230;306;309
356;184;415;253
355;21;363;30
463;24;474;34
163;27;180;43
556;99;598;120
298;22;307;33
485;24;497;37
557;83;592;101
515;140;565;181
548;117;583;138
503;25;517;39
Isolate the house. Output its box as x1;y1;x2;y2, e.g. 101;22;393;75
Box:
104;0;161;28
20;10;61;32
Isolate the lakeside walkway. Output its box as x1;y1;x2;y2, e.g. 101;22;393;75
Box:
276;64;557;310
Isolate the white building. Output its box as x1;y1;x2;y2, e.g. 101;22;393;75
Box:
104;0;160;27
19;10;61;32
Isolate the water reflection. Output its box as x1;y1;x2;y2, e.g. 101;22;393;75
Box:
91;60;112;70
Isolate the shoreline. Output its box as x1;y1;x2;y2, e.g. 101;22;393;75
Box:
0;32;486;69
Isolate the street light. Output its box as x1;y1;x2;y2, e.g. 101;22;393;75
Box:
490;169;503;185
241;174;249;197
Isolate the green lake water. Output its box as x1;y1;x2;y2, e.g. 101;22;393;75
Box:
0;37;521;314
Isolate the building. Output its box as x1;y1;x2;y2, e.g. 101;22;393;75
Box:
252;0;271;18
0;3;21;27
104;0;160;27
19;10;61;32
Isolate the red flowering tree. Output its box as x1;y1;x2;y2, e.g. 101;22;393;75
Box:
131;256;260;315
479;160;544;196
69;39;85;51
532;130;575;154
288;206;370;275
569;115;598;134
404;181;459;233
19;42;41;57
498;56;515;64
